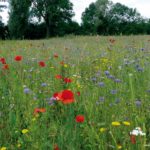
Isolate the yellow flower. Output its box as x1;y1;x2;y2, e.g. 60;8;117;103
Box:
22;129;29;134
117;144;122;149
0;147;7;150
123;121;131;126
99;128;107;133
17;144;21;148
77;83;81;88
64;64;68;68
112;121;121;126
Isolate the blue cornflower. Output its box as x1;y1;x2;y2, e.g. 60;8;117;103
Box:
110;90;117;94
41;83;47;87
114;79;121;83
99;97;105;102
137;67;144;72
24;88;30;94
107;75;115;79
135;100;141;107
98;82;105;87
91;77;97;81
104;70;110;76
46;97;56;105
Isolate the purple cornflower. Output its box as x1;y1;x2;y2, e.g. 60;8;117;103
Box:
46;97;56;105
135;100;141;107
99;97;105;102
137;67;144;72
110;90;117;94
135;64;144;72
41;83;47;87
114;79;121;83
98;82;105;87
91;77;97;81
24;88;30;94
104;70;110;76
107;75;115;79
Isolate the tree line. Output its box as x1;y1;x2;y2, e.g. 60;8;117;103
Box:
0;0;150;39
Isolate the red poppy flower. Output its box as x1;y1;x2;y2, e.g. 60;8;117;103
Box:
55;89;75;104
55;74;62;79
60;61;64;65
34;108;46;115
130;135;136;144
39;61;46;67
77;91;80;96
53;92;59;98
0;57;6;64
54;53;58;58
64;78;72;83
15;55;22;61
2;64;9;70
75;115;85;123
54;144;59;150
61;90;74;99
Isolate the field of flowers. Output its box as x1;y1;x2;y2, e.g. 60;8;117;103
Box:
0;36;150;150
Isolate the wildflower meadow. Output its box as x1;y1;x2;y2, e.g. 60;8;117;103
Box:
0;36;150;150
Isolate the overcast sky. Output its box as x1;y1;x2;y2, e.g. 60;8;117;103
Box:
0;0;150;24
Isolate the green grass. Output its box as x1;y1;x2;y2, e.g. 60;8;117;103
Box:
0;36;150;150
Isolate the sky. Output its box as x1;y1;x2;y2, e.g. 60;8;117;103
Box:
0;0;150;24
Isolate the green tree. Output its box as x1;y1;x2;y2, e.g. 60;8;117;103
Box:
146;19;150;34
8;0;31;39
95;0;110;25
0;21;5;39
106;3;143;34
31;0;74;37
81;0;146;35
81;3;97;34
81;0;110;35
25;22;47;39
108;3;142;23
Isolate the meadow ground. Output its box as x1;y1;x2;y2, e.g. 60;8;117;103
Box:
0;36;150;150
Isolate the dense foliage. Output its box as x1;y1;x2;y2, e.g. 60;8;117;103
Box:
81;1;150;35
31;0;74;37
8;0;31;39
0;0;150;39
